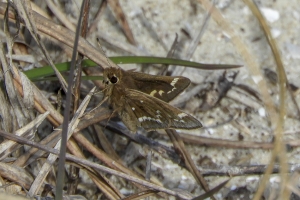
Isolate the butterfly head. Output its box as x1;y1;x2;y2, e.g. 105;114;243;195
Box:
103;68;123;86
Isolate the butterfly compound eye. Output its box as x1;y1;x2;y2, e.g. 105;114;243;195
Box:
110;76;118;84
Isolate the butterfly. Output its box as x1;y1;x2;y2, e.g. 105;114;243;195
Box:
103;67;202;132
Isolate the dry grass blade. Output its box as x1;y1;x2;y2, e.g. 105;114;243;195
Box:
145;151;152;181
0;87;16;132
179;133;274;149
94;125;121;162
165;129;213;198
0;192;32;200
32;13;119;70
185;0;213;60
138;8;168;51
107;0;136;45
198;164;300;177
73;0;90;113
121;190;158;200
45;0;75;31
157;33;178;75
87;0;107;35
55;1;87;198
67;1;91;195
242;1;288;199
0;19;34;132
192;179;230;200
97;33;149;56
0;162;33;190
12;0;68;92
27;87;95;197
0;111;49;160
19;72;34;109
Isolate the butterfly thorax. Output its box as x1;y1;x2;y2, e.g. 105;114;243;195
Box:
103;68;127;109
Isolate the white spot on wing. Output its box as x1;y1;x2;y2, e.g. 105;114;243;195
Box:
150;90;157;96
138;116;147;122
156;119;162;123
140;100;143;103
158;90;164;96
170;78;179;87
132;107;135;111
178;113;188;118
138;116;162;123
167;78;179;94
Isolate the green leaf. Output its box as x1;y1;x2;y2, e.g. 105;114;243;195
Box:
23;56;242;81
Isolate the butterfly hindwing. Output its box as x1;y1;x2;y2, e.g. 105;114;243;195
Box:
120;89;202;131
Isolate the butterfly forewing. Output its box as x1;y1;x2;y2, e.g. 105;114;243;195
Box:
121;70;191;102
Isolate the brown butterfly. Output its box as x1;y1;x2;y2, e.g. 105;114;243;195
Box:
103;67;202;132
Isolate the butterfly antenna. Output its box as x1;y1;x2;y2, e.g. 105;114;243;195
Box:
97;38;113;68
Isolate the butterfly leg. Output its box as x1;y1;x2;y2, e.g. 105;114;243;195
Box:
81;96;108;118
